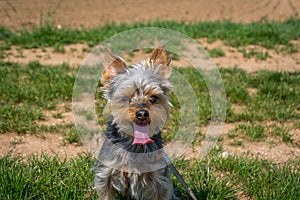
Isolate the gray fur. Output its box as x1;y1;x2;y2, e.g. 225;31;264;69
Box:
94;48;174;200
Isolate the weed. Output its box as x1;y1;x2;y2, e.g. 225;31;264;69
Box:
0;42;11;51
238;48;270;60
169;52;180;60
65;126;80;144
53;112;63;119
142;47;153;53
209;48;225;58
64;104;72;112
237;123;265;141
15;47;25;58
228;131;237;139
230;139;243;146
294;121;300;129
53;42;65;53
0;50;6;59
272;124;293;143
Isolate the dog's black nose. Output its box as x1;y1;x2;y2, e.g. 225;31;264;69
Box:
135;110;149;121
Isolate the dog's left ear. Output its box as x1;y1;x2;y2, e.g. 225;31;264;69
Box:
149;46;171;79
102;47;128;85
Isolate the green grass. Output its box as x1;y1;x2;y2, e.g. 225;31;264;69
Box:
0;61;75;133
209;48;226;58
1;60;298;135
53;42;65;53
0;154;96;200
1;153;299;200
0;61;299;199
271;124;293;143
0;18;299;50
222;68;300;122
237;123;265;141
238;48;270;60
0;18;299;199
211;155;300;200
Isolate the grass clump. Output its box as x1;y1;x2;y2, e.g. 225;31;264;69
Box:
0;18;299;49
222;68;300;123
238;123;265;141
0;104;44;133
1;153;299;200
238;48;270;60
0;61;75;107
0;61;75;133
212;156;300;200
0;154;96;200
209;48;225;58
271;124;293;143
53;42;65;53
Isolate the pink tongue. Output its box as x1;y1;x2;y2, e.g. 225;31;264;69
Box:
132;124;154;145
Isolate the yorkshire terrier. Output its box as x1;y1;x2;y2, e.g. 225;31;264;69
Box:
93;46;175;200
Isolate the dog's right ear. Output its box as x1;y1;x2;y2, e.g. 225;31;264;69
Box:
102;47;128;85
149;46;172;80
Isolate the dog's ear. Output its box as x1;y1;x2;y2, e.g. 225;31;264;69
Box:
149;46;171;79
102;47;128;85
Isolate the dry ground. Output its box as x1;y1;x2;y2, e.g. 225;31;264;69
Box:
0;0;299;162
1;0;300;30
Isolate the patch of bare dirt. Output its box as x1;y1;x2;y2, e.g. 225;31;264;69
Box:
4;43;88;67
3;40;300;72
185;123;300;163
0;102;86;159
38;102;74;126
0;132;87;159
1;0;299;31
199;38;300;72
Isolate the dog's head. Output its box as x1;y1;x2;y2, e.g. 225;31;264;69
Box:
101;46;172;145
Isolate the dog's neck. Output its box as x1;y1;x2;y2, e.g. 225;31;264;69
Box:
104;121;164;153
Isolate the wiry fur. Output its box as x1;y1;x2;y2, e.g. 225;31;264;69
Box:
93;46;174;200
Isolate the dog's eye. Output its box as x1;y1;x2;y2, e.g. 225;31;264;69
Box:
122;97;131;103
149;95;158;104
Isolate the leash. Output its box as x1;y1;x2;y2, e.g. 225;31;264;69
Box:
163;154;198;200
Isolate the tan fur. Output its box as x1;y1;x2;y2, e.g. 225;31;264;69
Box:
101;47;128;85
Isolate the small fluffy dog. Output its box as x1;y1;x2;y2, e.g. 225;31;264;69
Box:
93;46;174;200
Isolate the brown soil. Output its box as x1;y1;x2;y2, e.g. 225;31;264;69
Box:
1;0;300;30
185;123;300;163
0;1;299;162
0;132;87;159
3;40;300;72
3;44;88;67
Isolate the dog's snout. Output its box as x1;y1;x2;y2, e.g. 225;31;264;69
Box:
135;110;149;121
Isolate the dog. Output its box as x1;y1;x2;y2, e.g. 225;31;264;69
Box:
93;46;174;200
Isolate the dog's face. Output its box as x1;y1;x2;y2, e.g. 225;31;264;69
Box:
101;46;172;145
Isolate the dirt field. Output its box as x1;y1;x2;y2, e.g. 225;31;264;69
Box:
0;1;300;162
1;0;300;30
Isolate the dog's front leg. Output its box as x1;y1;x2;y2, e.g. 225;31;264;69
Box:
94;164;115;200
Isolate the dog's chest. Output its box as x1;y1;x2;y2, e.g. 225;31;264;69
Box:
110;167;170;199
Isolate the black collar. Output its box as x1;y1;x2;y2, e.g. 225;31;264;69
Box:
104;122;164;153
